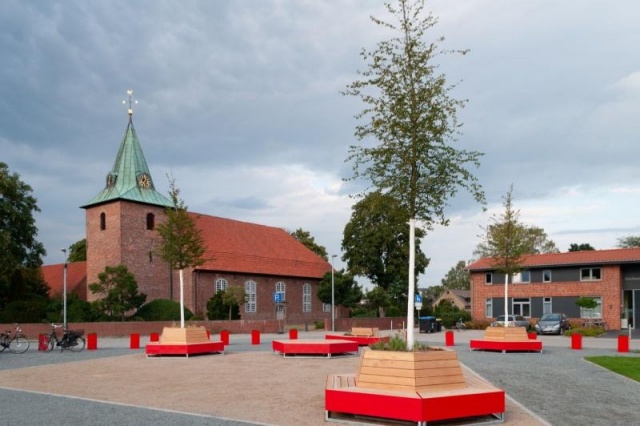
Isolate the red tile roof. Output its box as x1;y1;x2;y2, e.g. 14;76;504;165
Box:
191;213;331;279
467;248;640;271
41;261;87;299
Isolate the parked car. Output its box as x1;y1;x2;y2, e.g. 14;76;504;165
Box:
534;313;570;335
490;315;530;328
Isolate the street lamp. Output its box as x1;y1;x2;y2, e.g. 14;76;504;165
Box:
331;254;337;332
61;248;68;329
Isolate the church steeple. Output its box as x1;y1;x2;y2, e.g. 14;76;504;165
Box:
82;90;173;209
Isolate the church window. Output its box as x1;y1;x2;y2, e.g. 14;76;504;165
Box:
100;212;106;230
146;213;155;230
245;280;257;313
215;278;228;293
275;281;286;302
302;283;311;312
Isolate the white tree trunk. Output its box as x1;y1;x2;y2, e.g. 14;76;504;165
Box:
504;273;509;327
407;218;416;349
179;268;185;328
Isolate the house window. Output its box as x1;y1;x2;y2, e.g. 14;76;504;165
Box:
275;281;286;302
580;268;601;281
485;298;493;318
100;212;106;230
485;273;492;284
323;303;331;313
513;271;530;283
244;281;256;313
512;298;531;317
215;278;228;293
543;270;552;283
580;296;602;318
302;283;311;312
146;213;155;230
543;297;552;314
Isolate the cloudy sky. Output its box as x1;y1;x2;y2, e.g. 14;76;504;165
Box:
3;0;640;288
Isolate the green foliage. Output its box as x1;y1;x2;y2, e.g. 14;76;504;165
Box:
89;264;147;321
221;286;246;320
206;290;241;320
434;301;470;328
440;260;470;290
616;235;640;249
46;293;96;323
0;296;49;323
133;299;193;321
566;327;606;337
290;228;328;260
343;0;485;227
0;162;47;308
568;243;595;252
342;191;429;290
576;297;598;310
314;321;325;330
317;269;363;309
585;356;640;383
67;239;87;262
370;333;407;351
362;285;390;317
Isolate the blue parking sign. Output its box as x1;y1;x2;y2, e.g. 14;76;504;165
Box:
415;294;422;303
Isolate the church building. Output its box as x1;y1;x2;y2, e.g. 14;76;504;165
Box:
43;99;332;322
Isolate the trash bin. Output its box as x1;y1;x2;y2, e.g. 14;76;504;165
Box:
435;318;442;332
419;316;437;333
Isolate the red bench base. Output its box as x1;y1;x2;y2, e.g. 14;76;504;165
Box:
272;339;359;358
325;374;505;424
145;341;224;358
325;334;390;346
469;339;542;353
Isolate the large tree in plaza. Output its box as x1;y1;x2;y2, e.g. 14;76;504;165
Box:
0;162;48;308
343;0;485;347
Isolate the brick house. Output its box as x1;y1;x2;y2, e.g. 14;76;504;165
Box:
467;249;640;331
432;289;471;312
42;109;333;322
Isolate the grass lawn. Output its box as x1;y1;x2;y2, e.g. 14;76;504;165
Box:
585;356;640;382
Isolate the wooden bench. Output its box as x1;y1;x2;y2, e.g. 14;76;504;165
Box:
470;327;542;353
272;339;359;358
325;333;389;346
145;327;224;358
350;327;380;337
325;349;505;424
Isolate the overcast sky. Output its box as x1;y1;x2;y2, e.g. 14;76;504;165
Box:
3;0;640;288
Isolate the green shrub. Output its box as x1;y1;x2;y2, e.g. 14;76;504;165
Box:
0;297;49;323
314;321;324;329
132;299;193;321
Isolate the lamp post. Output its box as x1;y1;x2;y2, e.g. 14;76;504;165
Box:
331;254;337;332
61;248;68;329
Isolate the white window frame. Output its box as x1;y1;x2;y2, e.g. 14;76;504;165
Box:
543;297;552;315
512;271;530;283
580;268;601;281
244;280;257;313
323;303;331;313
215;278;228;293
485;298;493;318
512;298;531;317
302;283;311;312
275;281;286;302
543;270;552;283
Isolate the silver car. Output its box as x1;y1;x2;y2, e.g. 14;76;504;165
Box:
534;313;569;335
491;315;530;328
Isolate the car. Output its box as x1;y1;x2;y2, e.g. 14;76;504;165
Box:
534;313;570;335
490;315;530;328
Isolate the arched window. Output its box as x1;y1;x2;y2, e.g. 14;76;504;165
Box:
215;278;228;293
275;281;286;301
100;212;106;231
302;283;311;312
146;213;155;230
245;280;257;313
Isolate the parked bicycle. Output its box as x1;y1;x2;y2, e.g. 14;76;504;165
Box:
456;318;466;332
0;324;30;354
40;324;86;352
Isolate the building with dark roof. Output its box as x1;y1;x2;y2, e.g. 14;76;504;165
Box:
43;103;332;321
466;248;640;331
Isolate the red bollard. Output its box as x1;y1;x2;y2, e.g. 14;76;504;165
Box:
150;332;159;342
38;334;49;351
130;333;140;349
220;330;230;346
87;333;98;350
289;328;298;340
618;335;630;353
445;330;454;346
206;330;210;340
251;330;261;345
571;333;582;350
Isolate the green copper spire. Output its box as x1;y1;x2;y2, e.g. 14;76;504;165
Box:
82;90;173;209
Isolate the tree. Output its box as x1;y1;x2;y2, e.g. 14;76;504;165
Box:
67;239;87;262
156;178;207;327
290;228;328;260
617;236;640;249
317;269;363;310
568;243;595;252
440;260;470;290
364;286;390;317
221;286;246;320
342;191;428;290
0;162;47;307
88;264;147;321
343;0;485;347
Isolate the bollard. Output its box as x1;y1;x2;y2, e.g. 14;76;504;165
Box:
150;332;160;342
571;333;582;350
130;333;140;349
206;330;210;340
445;330;454;346
528;332;538;340
87;333;98;350
38;334;49;351
617;335;630;353
221;330;230;346
251;329;261;345
289;328;298;340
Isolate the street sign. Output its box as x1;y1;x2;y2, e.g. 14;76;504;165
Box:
415;294;422;303
274;293;283;303
415;303;423;310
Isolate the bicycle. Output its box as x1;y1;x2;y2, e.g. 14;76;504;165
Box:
456;318;466;332
0;324;30;354
40;324;86;352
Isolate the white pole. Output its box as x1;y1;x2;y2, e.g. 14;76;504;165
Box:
179;269;185;328
331;255;336;332
61;248;67;329
407;218;416;349
504;273;509;327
